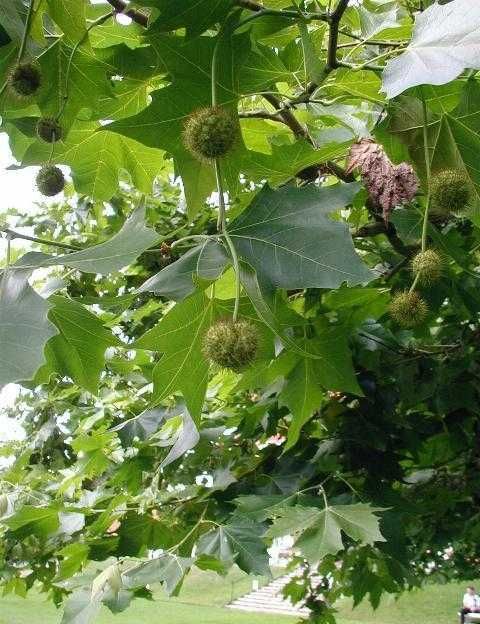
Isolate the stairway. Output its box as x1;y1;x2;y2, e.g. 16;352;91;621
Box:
227;573;310;617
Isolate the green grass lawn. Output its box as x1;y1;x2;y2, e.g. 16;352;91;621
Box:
0;568;470;624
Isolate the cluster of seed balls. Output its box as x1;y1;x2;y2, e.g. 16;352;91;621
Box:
8;62;65;197
10;68;254;369
390;169;472;328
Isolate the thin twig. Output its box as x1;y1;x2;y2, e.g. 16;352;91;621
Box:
235;0;328;22
238;109;284;121
262;92;309;140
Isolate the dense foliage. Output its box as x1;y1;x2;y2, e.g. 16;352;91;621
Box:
1;0;480;622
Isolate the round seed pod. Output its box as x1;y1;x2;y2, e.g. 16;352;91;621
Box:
202;319;259;371
183;106;238;162
390;291;428;328
36;117;62;143
36;165;65;196
8;62;41;97
430;169;472;216
411;249;442;285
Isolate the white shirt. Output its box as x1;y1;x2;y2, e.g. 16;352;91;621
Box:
464;593;480;610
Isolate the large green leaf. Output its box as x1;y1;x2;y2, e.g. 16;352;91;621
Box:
382;0;480;98
44;296;120;394
20;121;166;200
138;240;229;300
229;184;373;289
387;81;480;207
146;0;233;38
134;292;216;422
105;30;250;216
0;266;57;388
123;554;193;595
61;588;102;624
197;520;270;576
244;139;349;187
22;203;159;275
36;38;113;130
4;505;60;538
279;358;324;450
160;410;200;468
45;0;87;43
266;503;385;563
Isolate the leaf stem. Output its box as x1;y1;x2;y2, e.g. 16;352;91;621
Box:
170;234;212;249
211;28;241;322
5;233;12;268
17;0;35;63
1;228;80;251
167;506;208;553
409;90;431;293
57;11;114;121
420;89;431;253
215;161;241;322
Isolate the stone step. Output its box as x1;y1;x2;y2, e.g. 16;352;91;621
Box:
231;596;295;606
228;604;309;616
227;571;310;617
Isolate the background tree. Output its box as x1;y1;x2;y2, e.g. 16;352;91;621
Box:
1;0;480;622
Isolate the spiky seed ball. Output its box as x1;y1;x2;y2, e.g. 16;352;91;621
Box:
411;249;442;285
430;169;471;215
390;291;428;328
36;117;62;143
8;62;41;97
203;319;259;371
36;165;65;196
183;106;238;162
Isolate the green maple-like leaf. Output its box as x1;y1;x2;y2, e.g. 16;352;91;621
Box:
138;240;229;300
43;296;121;394
118;512;178;556
104;30;249;216
19;120;166;201
197;520;271;576
134;292;216;422
21;202;159;274
36;38;113;131
382;0;480;99
244;139;349;187
0;265;58;388
61;588;102;624
266;503;385;563
145;0;233;38
229;183;373;290
45;0;87;42
123;554;193;596
279;358;324;450
387;81;480;208
4;505;60;539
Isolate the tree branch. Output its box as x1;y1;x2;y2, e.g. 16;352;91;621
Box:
327;0;350;69
262;92;310;140
352;220;416;257
104;0;149;27
236;0;263;10
238;109;284;122
2;228;80;251
235;0;327;22
289;0;351;106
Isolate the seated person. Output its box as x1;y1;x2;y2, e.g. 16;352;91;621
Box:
461;586;480;624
